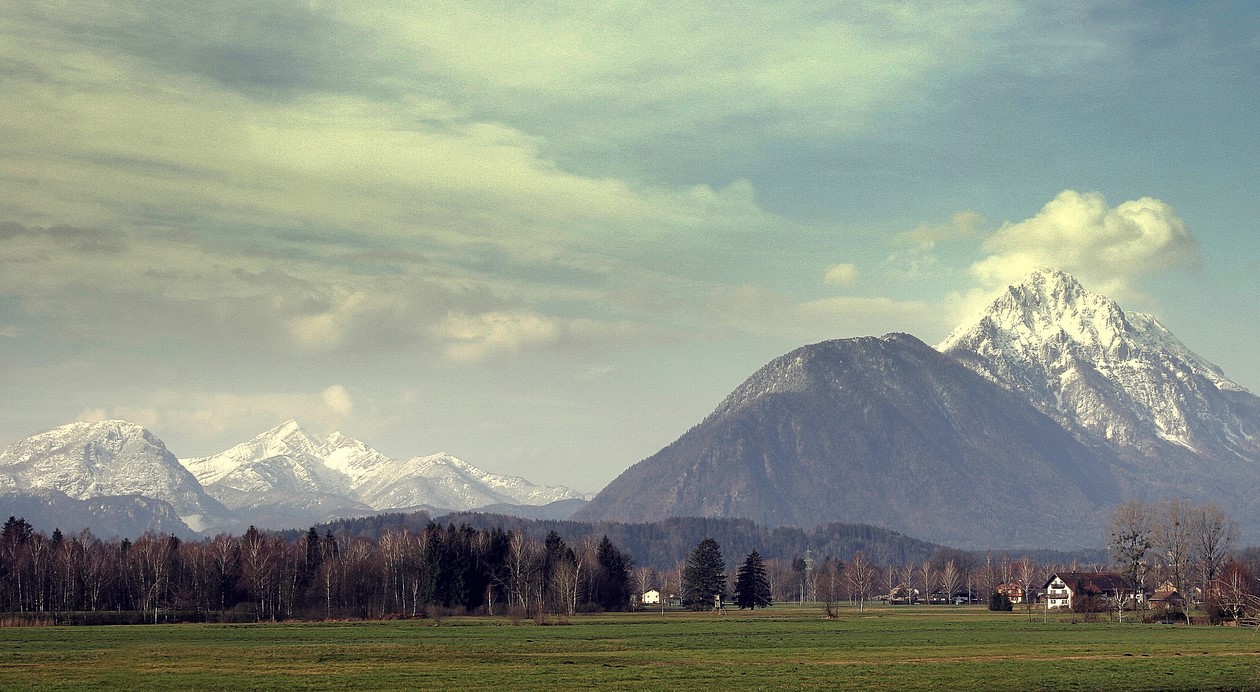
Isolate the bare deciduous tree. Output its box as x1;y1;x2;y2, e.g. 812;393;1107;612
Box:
919;563;935;605
900;561;917;604
1015;556;1037;621
1108;499;1152;622
817;558;839;618
1152;498;1193;593
1193;502;1238;598
940;560;960;605
504;532;541;616
845;551;874;612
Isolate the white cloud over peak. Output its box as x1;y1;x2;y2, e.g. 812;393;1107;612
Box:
969;189;1200;299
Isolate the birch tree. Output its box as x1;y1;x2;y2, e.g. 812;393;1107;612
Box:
940;560;960;604
844;551;874;612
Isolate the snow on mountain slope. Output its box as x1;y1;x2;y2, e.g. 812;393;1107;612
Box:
181;420;586;513
0;420;227;524
352;452;586;511
181;420;352;499
319;432;395;487
938;268;1260;459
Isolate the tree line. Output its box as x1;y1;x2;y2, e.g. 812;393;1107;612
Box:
0;517;632;623
323;512;943;570
7;499;1258;625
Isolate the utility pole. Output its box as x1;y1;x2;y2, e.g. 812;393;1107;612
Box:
803;549;815;602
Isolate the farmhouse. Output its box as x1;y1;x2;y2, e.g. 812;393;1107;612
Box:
1044;572;1140;610
1149;583;1186;609
995;581;1025;604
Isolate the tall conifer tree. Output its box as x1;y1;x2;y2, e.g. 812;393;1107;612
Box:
734;550;772;609
682;538;726;610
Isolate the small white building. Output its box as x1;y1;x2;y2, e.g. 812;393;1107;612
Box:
641;589;661;605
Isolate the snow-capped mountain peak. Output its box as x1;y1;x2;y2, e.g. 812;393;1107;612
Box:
938;268;1258;457
181;419;326;488
317;432;392;484
939;269;1132;364
0;420;227;524
257;419;325;459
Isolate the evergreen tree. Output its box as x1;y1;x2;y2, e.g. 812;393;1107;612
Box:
733;550;772;610
301;526;321;591
594;535;632;611
681;537;727;610
2;516;32;545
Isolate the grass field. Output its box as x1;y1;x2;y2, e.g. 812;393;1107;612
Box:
3;605;1260;690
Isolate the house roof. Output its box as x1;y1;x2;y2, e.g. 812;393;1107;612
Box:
1044;572;1132;593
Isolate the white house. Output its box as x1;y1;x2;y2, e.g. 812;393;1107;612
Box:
641;589;661;605
1044;572;1140;610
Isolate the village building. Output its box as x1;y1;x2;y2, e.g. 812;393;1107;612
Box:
639;589;680;607
1044;572;1142;610
995;581;1025;604
1149;581;1186;610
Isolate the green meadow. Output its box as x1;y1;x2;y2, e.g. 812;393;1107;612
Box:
3;606;1260;690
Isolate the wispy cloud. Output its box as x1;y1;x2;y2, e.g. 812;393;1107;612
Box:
704;284;941;342
77;384;359;443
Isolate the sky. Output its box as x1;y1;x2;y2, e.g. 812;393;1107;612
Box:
1;2;1258;492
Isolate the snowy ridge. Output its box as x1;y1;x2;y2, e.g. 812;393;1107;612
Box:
180;420;587;514
182;420;352;498
2;419;587;535
938;268;1259;457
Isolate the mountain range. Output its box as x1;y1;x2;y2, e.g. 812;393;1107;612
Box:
576;269;1260;548
0;419;587;536
4;268;1258;549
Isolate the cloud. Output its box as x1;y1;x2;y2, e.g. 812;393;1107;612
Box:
358;3;1021;145
0;222;468;353
895;210;983;250
823;263;859;287
969;189;1200;298
76;385;359;444
435;310;563;364
321;385;355;416
1;5;1170;386
705;284;943;342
